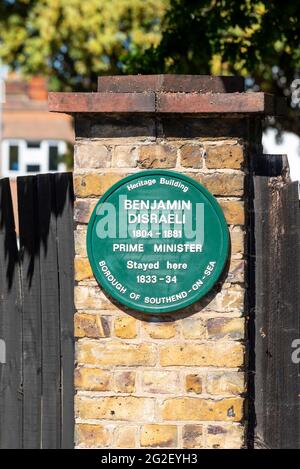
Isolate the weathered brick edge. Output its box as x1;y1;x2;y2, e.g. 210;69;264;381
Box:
97;75;245;93
48;91;286;115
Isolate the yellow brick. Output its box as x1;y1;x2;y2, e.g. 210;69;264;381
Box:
138;145;177;168
180;287;244;315
182;425;203;448
142;371;179;394
221;288;244;311
115;426;137;448
207;317;245;340
74;173;123;197
76;340;156;366
140;425;177;448
219;200;244;225
75;367;110;391
113;371;135;393
76;395;155;421
114;317;138;339
189;172;244;196
186;374;203;394
74;198;97;223
75;257;93;281
181;318;206;339
75;285;115;310
160;342;244;367
206;424;244;449
206;372;245;396
112;145;138;168
161;397;243;422
206;287;244;312
75;423;111;448
227;259;244;283
75;143;110;169
143;322;177;339
205;144;244;170
75;228;87;257
180;145;203;168
230;228;244;258
74;313;110;338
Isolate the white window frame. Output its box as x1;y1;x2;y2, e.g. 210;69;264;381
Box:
0;138;67;177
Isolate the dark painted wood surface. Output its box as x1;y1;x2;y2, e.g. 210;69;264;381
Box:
55;173;75;449
254;178;300;448
0;173;74;449
18;176;42;449
37;174;61;449
0;179;22;449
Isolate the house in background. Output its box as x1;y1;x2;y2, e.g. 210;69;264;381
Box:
0;74;74;178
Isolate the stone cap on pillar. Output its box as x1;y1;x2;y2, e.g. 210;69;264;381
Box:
48;74;286;116
97;74;245;93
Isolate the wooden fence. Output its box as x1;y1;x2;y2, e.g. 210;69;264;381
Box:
0;165;299;449
0;173;74;449
249;156;300;448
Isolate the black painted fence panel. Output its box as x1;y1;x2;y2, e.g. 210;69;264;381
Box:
254;177;300;448
0;173;74;449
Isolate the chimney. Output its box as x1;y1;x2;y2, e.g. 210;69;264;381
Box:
28;76;48;101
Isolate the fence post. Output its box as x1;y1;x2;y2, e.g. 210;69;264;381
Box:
253;177;300;448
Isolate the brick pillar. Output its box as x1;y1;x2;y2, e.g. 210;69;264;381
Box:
49;75;283;449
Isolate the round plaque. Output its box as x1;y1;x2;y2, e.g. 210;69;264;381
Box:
87;170;229;313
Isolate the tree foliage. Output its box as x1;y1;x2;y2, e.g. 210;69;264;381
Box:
125;0;300;134
0;0;167;90
1;1;300;134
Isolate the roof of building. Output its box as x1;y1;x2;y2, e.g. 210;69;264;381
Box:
2;75;74;142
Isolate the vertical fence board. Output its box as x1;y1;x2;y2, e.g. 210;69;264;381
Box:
276;183;300;447
55;173;75;449
252;176;269;447
0;179;22;449
18;176;42;449
254;178;300;448
37;174;61;448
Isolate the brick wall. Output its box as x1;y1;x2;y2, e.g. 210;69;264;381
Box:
73;112;257;448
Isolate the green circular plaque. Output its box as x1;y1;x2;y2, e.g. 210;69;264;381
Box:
87;170;229;313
